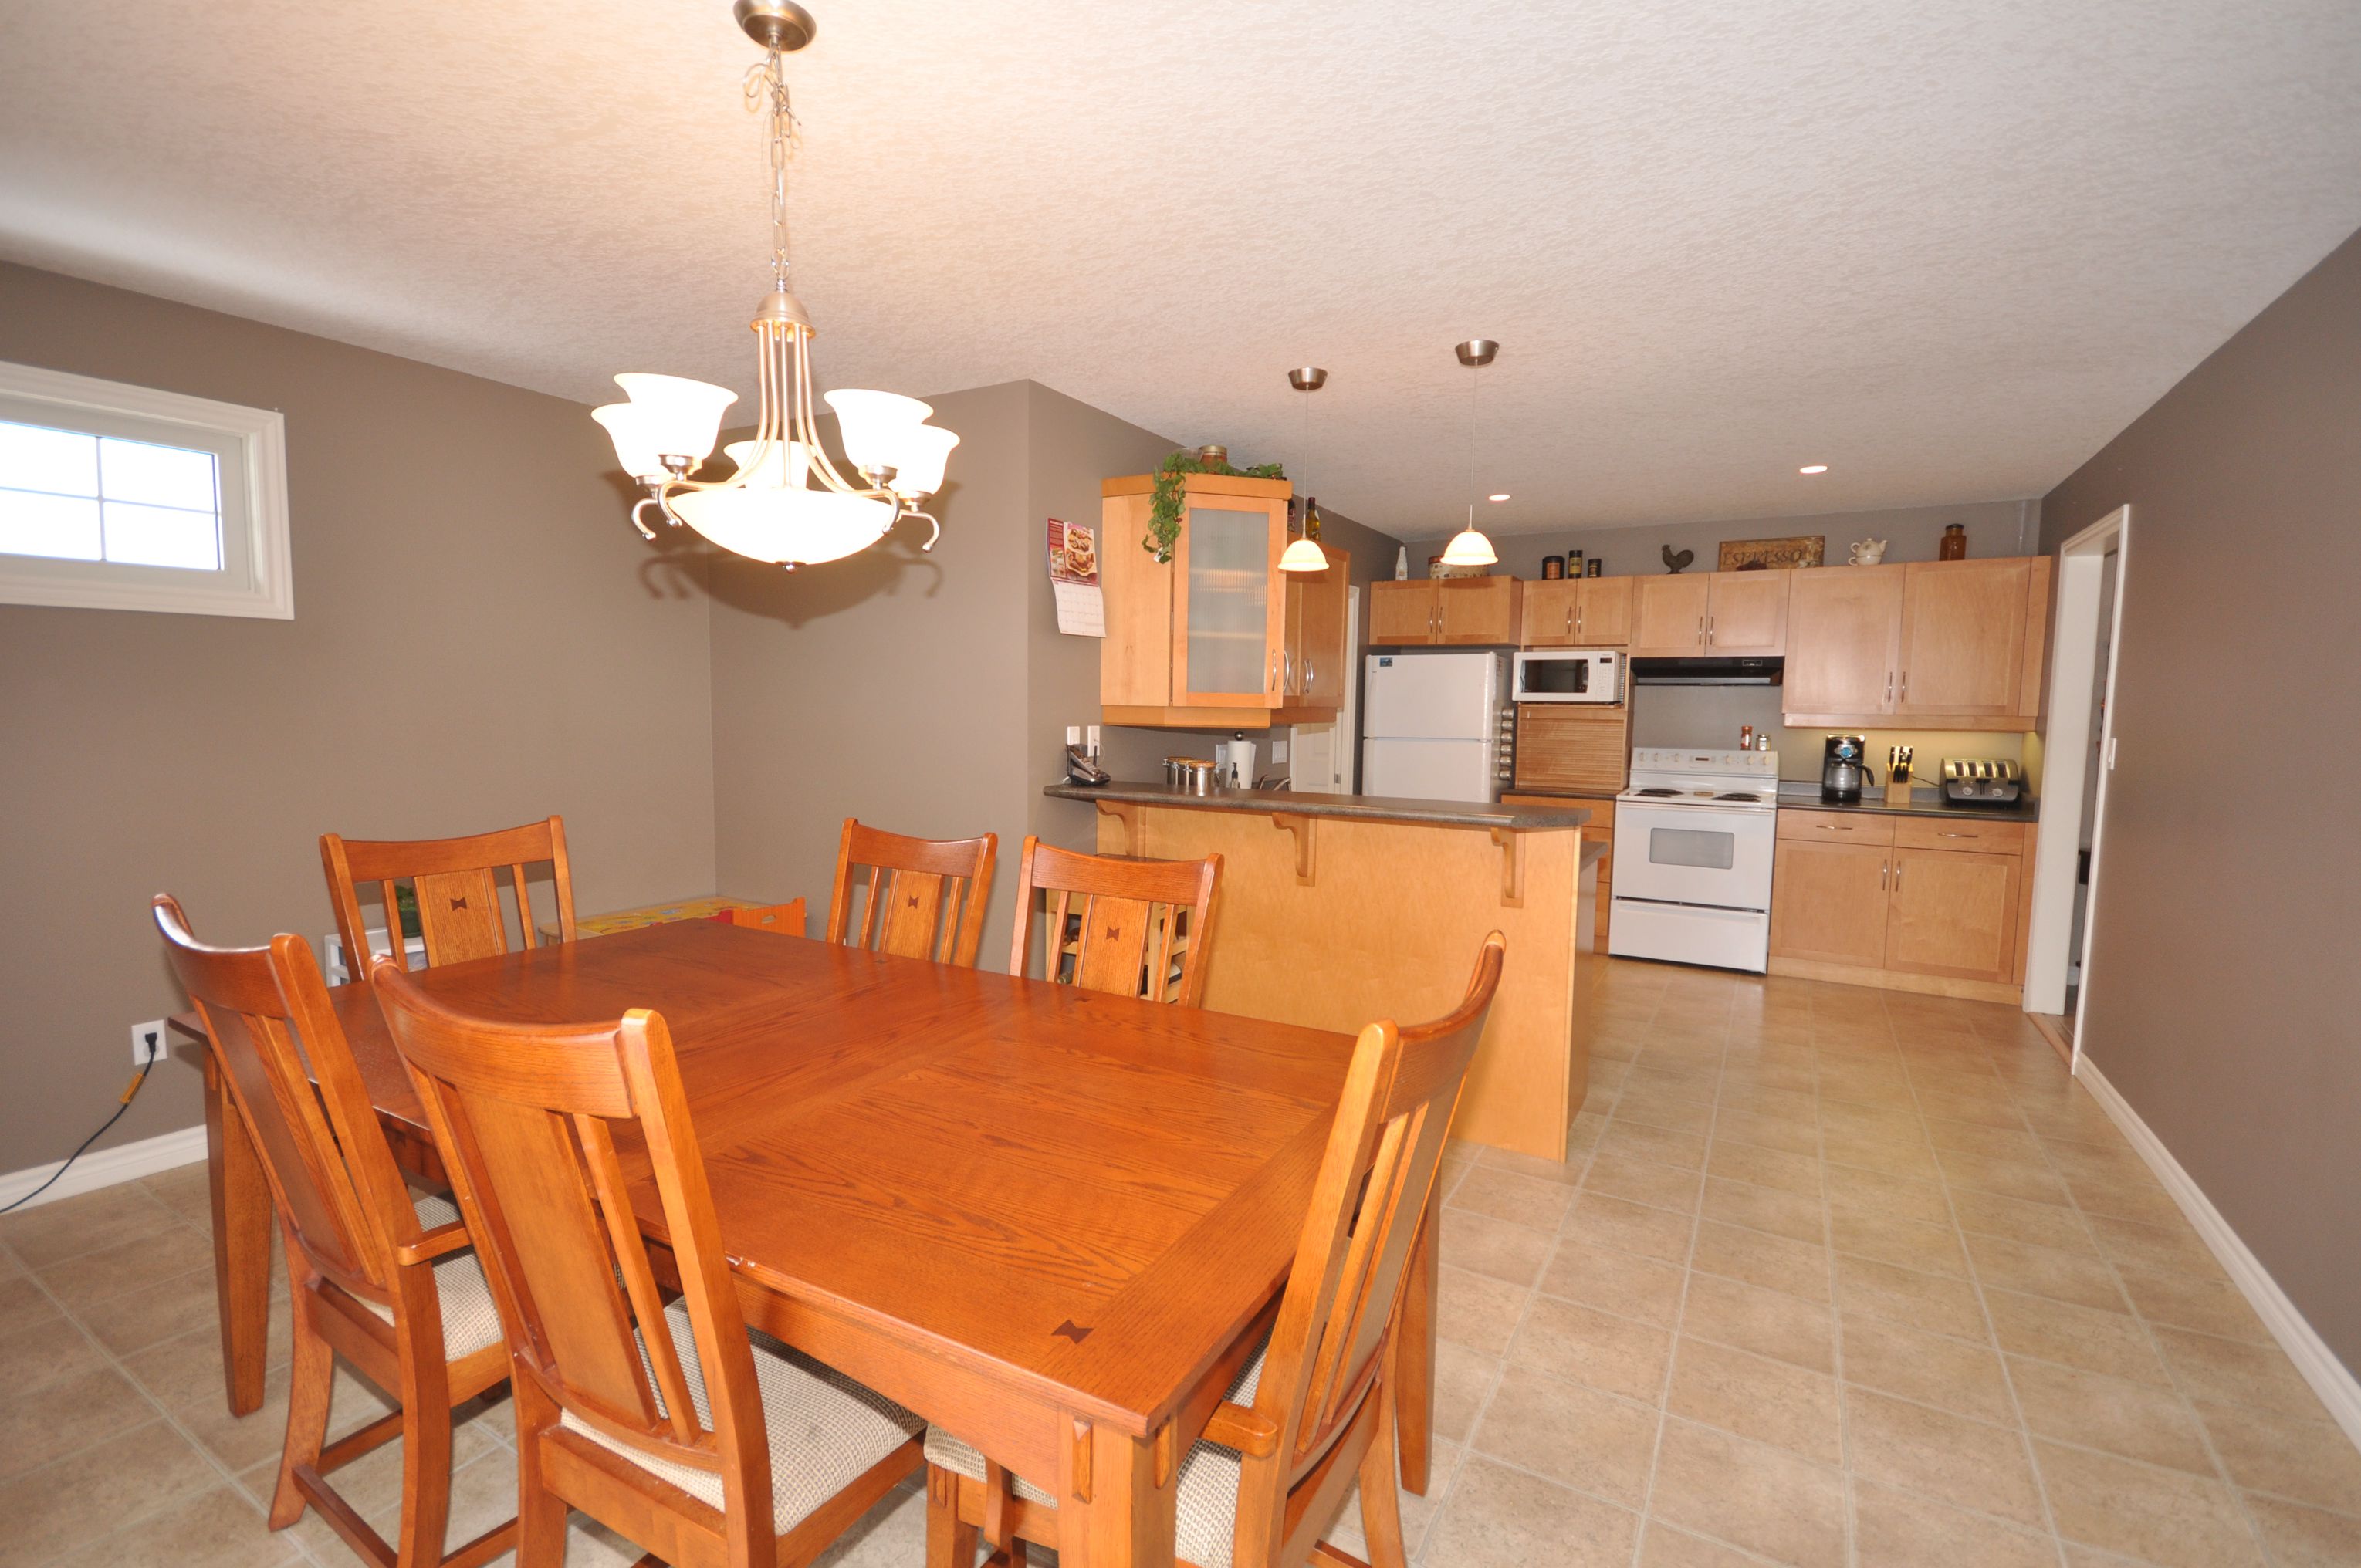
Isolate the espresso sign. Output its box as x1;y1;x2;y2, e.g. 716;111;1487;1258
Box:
1717;534;1826;571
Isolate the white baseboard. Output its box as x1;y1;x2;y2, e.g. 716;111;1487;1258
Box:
2075;1056;2361;1449
0;1123;208;1212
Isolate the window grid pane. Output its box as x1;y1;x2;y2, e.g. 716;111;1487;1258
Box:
0;417;223;570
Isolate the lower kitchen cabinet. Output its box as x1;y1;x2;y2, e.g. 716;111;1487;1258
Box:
1767;840;1891;967
1502;792;1614;953
1769;809;2036;1000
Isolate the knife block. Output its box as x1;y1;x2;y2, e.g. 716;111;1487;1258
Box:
1885;776;1916;805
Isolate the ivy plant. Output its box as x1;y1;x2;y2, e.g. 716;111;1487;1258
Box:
1144;451;1286;563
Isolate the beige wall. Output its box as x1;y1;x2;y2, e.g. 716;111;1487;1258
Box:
1402;498;2037;581
2040;228;2361;1372
0;262;718;1171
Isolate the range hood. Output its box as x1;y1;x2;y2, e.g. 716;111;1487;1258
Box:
1629;656;1784;687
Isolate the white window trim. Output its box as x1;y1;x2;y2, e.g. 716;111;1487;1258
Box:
0;360;293;620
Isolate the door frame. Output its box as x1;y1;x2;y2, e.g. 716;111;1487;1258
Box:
2021;505;2129;1070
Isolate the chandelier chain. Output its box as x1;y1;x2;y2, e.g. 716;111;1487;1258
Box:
746;52;801;291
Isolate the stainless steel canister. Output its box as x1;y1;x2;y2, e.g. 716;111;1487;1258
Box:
1182;759;1216;795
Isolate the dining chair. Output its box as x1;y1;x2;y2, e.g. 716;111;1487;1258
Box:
321;816;577;973
825;818;996;967
1007;836;1223;1006
924;932;1507;1568
372;963;926;1568
151;895;513;1568
719;898;807;936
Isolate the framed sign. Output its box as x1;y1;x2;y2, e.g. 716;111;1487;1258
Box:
1717;534;1825;571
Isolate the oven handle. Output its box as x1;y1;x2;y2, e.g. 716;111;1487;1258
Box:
1612;894;1771;916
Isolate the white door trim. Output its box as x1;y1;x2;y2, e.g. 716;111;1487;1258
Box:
2023;505;2129;1069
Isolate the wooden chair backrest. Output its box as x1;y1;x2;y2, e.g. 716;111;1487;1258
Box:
1243;934;1505;1539
372;965;770;1524
824;819;996;968
320;816;577;973
1006;837;1223;1007
151;895;420;1308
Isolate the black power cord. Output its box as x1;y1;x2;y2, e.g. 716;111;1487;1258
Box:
0;1061;155;1215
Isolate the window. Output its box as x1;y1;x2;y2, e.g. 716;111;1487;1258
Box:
0;361;291;618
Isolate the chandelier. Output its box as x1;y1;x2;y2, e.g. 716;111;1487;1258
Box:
592;1;957;569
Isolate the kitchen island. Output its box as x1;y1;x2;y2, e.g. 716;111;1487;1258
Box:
1042;781;1603;1158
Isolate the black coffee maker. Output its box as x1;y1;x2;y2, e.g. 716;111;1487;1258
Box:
1821;734;1873;802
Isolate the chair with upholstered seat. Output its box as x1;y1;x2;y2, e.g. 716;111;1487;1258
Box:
925;933;1507;1568
373;962;925;1568
321;816;577;973
824;818;996;967
1007;836;1223;1006
153;895;514;1568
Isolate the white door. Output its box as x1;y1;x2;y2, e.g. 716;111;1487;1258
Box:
1364;738;1495;803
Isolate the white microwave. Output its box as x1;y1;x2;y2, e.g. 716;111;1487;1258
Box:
1513;649;1622;704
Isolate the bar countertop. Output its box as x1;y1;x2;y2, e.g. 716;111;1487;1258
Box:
1044;780;1594;832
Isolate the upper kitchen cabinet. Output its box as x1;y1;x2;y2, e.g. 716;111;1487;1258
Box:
1098;471;1350;728
1522;576;1632;647
1783;555;2053;729
1368;576;1524;646
1785;563;1905;713
1629;569;1788;657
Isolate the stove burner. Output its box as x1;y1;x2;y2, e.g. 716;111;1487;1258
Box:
1634;787;1683;796
1715;792;1764;802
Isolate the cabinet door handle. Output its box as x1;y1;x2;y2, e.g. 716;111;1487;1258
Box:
1269;650;1279;691
1886;671;1895;705
1820;823;1854;831
1881;860;1889;890
1284;649;1294;691
1707;613;1716;647
1696;614;1705;648
1936;830;1977;839
1899;670;1909;701
1894;863;1904;891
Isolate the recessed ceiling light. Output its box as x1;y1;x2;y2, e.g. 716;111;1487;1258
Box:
1798;465;1828;475
1488;492;1511;502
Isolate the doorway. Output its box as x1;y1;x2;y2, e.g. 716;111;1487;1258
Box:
2022;505;2129;1070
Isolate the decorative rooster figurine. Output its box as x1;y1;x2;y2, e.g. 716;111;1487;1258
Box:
1662;544;1695;574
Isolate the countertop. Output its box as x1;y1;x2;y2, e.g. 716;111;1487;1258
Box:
1774;782;2041;823
1044;781;1594;832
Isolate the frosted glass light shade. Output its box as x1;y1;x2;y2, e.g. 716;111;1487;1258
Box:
719;438;810;489
824;389;932;474
1277;536;1331;573
1440;526;1498;567
671;485;896;565
592;403;666;481
885;424;959;497
613;373;736;465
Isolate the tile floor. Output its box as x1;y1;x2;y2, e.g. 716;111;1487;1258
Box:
4;958;2358;1566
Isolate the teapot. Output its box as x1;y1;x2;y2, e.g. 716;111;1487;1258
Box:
1848;537;1889;566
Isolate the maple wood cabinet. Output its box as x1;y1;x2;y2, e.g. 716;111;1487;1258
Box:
1770;807;2035;999
1629;570;1788;657
1784;556;2052;729
1098;471;1348;728
1368;577;1523;645
1521;577;1632;647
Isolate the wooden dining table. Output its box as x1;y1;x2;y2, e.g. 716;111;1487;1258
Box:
181;918;1439;1567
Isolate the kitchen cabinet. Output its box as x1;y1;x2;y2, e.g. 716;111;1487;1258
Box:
1783;555;2053;730
1513;705;1629;797
1368;577;1523;646
1768;840;1893;968
1522;577;1632;647
1630;571;1788;657
1886;847;2021;982
1098;471;1348;728
1785;564;1904;713
1769;807;2035;999
1504;792;1615;953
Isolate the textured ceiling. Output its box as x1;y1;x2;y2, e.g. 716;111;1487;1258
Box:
5;2;2359;537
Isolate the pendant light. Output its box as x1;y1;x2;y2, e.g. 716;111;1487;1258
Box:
1277;366;1331;573
1439;339;1500;568
590;1;956;569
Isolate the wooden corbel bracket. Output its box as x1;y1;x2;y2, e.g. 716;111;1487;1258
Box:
1271;813;1317;885
1095;800;1142;856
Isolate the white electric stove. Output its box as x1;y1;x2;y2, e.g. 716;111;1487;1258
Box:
1610;749;1781;972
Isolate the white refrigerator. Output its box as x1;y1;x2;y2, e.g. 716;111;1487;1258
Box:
1361;651;1510;803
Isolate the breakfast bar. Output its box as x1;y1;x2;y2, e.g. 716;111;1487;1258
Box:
1044;782;1604;1158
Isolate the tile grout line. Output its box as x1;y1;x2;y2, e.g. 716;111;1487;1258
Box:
2014;1090;2282;1565
1812;993;1861;1568
3;1210;326;1568
1885;994;2075;1568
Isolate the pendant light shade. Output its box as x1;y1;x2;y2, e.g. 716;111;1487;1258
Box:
607;374;736;468
1440;525;1498;567
668;440;897;565
1278;536;1330;572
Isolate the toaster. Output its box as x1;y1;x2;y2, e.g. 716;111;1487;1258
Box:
1941;758;2024;806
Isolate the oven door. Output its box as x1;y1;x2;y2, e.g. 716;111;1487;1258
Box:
1612;802;1775;911
1513;650;1620;704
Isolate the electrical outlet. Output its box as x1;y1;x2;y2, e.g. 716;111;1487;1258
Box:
130;1020;168;1069
1270;738;1290;764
